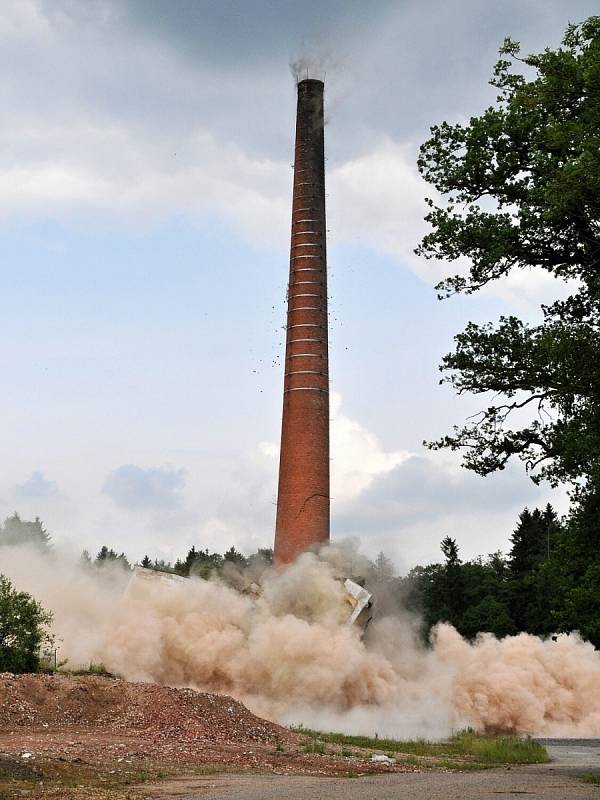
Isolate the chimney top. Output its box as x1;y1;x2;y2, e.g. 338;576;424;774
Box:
297;77;324;87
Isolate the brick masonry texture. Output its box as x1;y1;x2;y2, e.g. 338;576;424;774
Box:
274;79;330;565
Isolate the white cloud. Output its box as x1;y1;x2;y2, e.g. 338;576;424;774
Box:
0;120;290;246
15;471;59;499
0;395;565;571
328;139;575;314
0;0;49;38
330;392;409;504
0;3;577;313
155;393;412;557
188;394;562;570
329;138;432;273
103;464;186;510
333;448;566;570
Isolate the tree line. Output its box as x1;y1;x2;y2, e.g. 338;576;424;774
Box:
1;503;598;649
0;512;273;578
396;504;599;648
78;541;274;578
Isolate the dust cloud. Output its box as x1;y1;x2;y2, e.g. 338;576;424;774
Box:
2;543;600;739
290;56;326;83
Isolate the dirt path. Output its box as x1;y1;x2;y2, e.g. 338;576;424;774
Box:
137;767;597;800
138;741;600;800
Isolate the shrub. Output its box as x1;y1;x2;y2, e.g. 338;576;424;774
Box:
0;575;53;673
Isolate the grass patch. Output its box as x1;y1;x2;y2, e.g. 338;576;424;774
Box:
65;662;119;678
0;757;43;782
290;726;549;766
380;753;492;772
107;768;166;785
442;730;549;764
580;772;600;785
302;740;326;755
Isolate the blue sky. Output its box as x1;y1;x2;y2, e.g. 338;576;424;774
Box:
1;0;595;569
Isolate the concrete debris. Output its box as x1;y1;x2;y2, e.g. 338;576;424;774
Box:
343;578;373;626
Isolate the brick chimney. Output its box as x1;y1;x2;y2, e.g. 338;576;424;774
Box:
274;78;330;565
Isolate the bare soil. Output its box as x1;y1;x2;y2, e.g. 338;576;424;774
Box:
0;673;419;799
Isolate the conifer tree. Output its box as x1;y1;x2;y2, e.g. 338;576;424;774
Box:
0;514;52;551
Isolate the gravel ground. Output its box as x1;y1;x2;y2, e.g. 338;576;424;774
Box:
140;764;600;800
3;675;598;800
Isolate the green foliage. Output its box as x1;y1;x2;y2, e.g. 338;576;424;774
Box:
400;501;600;647
172;545;264;578
546;488;600;645
580;773;600;784
440;536;465;619
95;545;131;571
174;547;224;578
256;547;274;564
0;513;51;551
508;505;563;633
509;506;559;573
302;740;326;754
414;17;600;649
299;731;327;755
417;17;600;489
0;575;53;673
149;558;175;573
446;730;549;764
371;551;396;583
292;727;548;764
67;662;118;677
401;538;515;638
223;545;247;568
0;512;267;585
461;596;515;640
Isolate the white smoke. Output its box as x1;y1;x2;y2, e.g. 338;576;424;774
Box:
289;56;327;83
2;542;600;739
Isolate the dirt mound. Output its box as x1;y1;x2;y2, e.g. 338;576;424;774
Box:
0;673;292;746
0;674;419;795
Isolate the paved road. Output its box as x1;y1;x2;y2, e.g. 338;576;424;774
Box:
535;739;600;769
142;741;600;800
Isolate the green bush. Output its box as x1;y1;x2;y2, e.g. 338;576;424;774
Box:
0;575;53;673
292;727;549;765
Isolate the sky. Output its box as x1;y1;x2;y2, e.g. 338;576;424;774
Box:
0;0;596;571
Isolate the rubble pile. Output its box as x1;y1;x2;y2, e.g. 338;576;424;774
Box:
0;673;292;747
0;673;422;785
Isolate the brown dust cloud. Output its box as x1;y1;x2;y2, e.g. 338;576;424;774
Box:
3;543;600;739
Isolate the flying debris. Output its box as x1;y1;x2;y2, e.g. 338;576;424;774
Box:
126;567;372;630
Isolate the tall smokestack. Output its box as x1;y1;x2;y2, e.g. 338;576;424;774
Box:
274;78;330;565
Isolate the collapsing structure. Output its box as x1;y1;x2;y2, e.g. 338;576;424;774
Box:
127;567;372;629
274;78;330;566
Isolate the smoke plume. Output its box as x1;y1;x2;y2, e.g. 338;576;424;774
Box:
2;543;600;739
